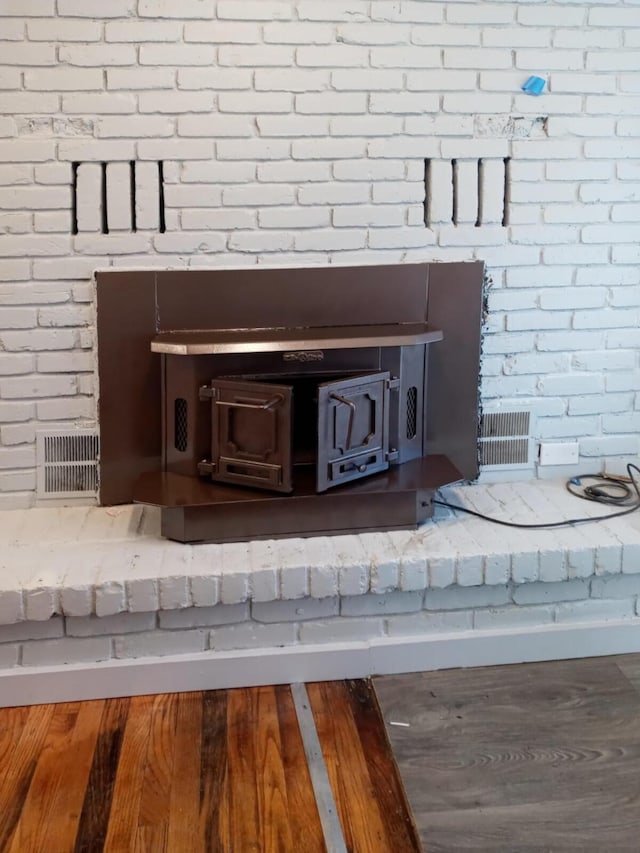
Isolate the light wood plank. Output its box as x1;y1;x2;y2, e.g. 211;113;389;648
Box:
226;686;262;851
37;700;103;851
275;684;326;853
136;691;179;847
8;703;81;853
308;680;393;853
255;684;296;853
0;703;56;851
166;691;203;852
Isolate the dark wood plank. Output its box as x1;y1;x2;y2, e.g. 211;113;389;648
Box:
346;679;422;852
308;680;398;853
375;657;640;852
74;696;131;853
226;686;262;851
198;688;228;851
275;684;326;853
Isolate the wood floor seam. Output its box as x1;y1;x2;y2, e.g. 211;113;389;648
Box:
290;681;347;853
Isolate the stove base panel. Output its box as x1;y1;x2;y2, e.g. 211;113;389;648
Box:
135;455;461;544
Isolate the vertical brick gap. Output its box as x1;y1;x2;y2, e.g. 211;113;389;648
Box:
423;158;431;228
502;156;511;227
451;158;458;225
158;160;166;234
129;160;137;233
71;162;79;235
100;162;109;235
475;158;484;228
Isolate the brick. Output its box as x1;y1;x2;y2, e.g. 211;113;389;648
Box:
218;1;292;19
424;584;510;611
178;67;251;90
60;586;92;618
59;44;137;67
512;579;589;606
97;115;174;139
22;636;111;666
0;590;24;625
267;22;332;44
210;621;296;651
591;574;640;599
257;115;329;137
107;68;177;91
0;616;64;643
58;0;134;14
251;597;338;623
0;0;52;13
0;43;56;66
256;68;329;92
25;68;102;92
385;610;473;636
1;374;77;399
340;591;422;616
555;598;636;623
159;603;248;629
216;139;291;161
95;582;125;617
0;140;55;163
139;92;213;114
140;44;216;65
297;45;368;67
114;629;205;658
105;20;183;40
476;604;555;630
299;616;383;644
218;92;292;113
66;612;156;637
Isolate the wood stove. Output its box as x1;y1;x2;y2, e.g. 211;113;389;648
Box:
96;262;484;543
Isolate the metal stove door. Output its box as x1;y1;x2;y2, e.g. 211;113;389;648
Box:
207;378;293;493
316;371;391;493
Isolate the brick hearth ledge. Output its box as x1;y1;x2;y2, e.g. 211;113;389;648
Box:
2;477;640;707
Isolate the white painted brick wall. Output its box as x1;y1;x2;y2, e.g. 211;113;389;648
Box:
0;1;639;500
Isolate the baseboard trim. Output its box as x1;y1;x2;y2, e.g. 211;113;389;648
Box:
3;620;640;708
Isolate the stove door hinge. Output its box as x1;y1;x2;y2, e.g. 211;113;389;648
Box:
199;385;216;401
197;459;216;476
386;376;400;391
386;448;399;463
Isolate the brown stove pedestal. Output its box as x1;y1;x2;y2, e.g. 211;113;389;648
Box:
96;262;484;543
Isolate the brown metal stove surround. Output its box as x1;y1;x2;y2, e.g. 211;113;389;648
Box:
96;262;484;543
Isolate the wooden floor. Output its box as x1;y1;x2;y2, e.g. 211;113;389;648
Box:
375;654;640;853
0;680;420;853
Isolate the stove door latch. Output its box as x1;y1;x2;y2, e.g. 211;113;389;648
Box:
197;460;216;476
199;385;215;401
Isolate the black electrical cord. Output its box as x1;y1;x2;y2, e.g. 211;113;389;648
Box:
432;463;640;530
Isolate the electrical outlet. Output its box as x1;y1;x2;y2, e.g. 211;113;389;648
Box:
538;442;579;466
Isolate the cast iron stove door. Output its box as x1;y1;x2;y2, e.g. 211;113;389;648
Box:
317;371;391;493
205;378;293;493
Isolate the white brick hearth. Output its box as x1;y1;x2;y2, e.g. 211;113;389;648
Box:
3;476;640;707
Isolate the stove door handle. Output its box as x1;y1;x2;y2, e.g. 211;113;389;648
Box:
216;394;284;412
330;393;356;450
